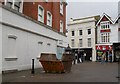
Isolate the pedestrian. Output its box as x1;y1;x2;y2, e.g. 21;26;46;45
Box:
78;52;81;63
75;53;78;64
81;52;83;63
109;51;112;63
101;52;106;64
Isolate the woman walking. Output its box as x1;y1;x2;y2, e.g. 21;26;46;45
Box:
101;52;106;64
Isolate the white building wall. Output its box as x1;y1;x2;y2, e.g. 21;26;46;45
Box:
2;24;57;71
0;6;2;75
0;22;2;84
67;20;96;61
118;1;120;15
111;24;119;43
1;7;67;71
2;7;68;48
97;23;119;44
97;26;100;44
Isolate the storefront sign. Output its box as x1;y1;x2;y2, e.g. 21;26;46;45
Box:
96;45;112;51
100;29;111;33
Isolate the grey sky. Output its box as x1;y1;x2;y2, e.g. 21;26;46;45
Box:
66;1;119;21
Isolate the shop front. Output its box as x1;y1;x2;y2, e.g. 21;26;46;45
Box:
72;48;92;62
96;45;112;62
113;43;120;62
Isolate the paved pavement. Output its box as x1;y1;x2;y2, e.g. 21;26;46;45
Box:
2;62;119;82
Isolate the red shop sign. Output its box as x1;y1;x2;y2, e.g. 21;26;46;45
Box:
96;45;112;51
100;29;111;33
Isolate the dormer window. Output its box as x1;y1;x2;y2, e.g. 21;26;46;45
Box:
38;5;44;23
47;11;52;27
100;21;110;30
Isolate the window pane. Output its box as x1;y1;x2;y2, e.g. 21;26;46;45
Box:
47;12;52;26
88;29;91;34
38;6;44;22
72;31;74;36
79;30;82;35
6;2;12;8
71;39;74;47
100;22;110;30
79;39;82;47
60;20;63;32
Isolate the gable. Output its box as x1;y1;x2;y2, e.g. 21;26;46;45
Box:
101;16;110;21
96;13;113;26
98;16;112;25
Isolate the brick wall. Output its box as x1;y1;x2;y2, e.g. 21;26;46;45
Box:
23;1;66;34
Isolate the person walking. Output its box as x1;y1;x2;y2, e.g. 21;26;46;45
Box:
101;52;106;64
109;51;112;63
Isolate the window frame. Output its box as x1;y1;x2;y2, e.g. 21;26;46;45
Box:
101;33;110;43
71;31;75;36
38;5;44;23
60;20;63;33
79;30;82;35
88;29;91;35
60;0;63;15
100;21;110;30
79;39;82;47
47;11;52;27
88;38;91;47
71;39;74;47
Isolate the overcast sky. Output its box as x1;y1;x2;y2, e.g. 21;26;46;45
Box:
66;0;119;21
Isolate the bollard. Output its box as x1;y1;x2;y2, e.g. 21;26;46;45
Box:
31;59;35;74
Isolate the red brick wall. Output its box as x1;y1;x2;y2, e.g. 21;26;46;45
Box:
23;1;66;34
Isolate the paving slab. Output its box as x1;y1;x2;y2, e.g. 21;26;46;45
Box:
2;62;119;82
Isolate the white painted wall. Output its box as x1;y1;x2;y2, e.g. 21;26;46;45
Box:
2;25;57;71
97;23;119;44
0;24;2;74
0;6;2;83
2;7;68;48
118;1;120;15
111;24;119;43
67;18;96;61
1;7;67;71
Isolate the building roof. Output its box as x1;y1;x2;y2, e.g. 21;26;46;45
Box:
72;15;100;21
96;13;114;26
114;14;120;24
68;15;100;26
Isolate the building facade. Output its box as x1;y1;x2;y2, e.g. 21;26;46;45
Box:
23;0;67;34
1;0;67;73
67;16;100;62
96;13;120;62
